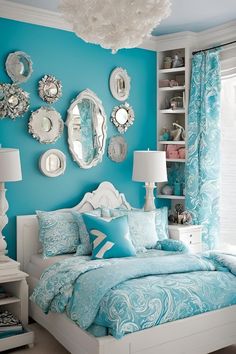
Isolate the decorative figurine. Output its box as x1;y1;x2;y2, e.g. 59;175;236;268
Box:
170;122;185;141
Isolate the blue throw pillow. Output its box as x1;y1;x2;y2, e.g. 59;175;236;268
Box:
36;211;79;258
155;239;189;253
82;214;136;260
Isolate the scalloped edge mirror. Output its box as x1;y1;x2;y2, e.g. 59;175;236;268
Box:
39;149;66;177
66;89;107;169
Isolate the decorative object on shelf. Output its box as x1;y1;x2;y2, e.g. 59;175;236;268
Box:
169;79;179;87
161;184;173;195
59;0;171;53
38;75;62;104
0;83;30;119
39;149;66;177
111;102;134;134
163;56;172;69
168;204;192;225
160;127;171;141
0;148;22;261
109;67;130;101
159;79;170;88
5;51;33;84
166;144;185;159
108;135;127;163
132;150;167;211
178;147;186;159
172;52;184;68
170;96;183;110
66;89;107;169
170;122;185;141
28;107;64;144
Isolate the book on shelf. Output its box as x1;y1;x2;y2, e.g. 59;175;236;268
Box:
0;311;22;333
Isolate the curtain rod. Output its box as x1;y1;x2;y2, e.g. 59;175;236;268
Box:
192;40;236;55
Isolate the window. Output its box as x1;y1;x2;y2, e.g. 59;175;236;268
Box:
220;55;236;251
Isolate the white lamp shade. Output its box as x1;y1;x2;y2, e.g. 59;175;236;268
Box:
132;150;167;183
0;148;22;182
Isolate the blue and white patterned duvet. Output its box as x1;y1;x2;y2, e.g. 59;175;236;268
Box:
31;251;236;339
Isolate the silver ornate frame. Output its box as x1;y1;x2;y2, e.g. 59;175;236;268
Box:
28;107;64;144
108;135;128;163
39;149;66;177
38;75;62;104
109;67;131;101
66;89;107;169
0;83;30;119
111;102;135;134
5;51;33;84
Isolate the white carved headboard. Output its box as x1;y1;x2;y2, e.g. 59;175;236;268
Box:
17;181;131;271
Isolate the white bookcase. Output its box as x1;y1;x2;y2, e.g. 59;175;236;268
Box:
156;44;192;211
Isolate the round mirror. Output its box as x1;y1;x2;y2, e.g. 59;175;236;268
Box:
8;95;19;107
39;75;62;104
0;83;30;119
28;107;64;144
39;149;66;177
111;103;135;134
66;89;107;169
5;51;33;84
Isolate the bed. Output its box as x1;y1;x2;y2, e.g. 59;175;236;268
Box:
17;181;236;354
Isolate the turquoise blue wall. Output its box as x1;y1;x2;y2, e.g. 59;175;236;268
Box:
0;18;157;259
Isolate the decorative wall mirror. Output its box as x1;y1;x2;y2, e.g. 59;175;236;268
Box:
111;102;134;133
28;107;64;144
108;135;127;163
0;83;30;119
38;75;62;104
109;67;131;101
5;51;33;84
66;89;107;169
39;149;66;177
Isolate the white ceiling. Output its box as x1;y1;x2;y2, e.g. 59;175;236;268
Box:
7;0;236;36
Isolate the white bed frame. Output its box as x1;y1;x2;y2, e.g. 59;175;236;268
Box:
17;181;236;354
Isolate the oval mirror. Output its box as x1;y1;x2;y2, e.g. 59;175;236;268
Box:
5;51;33;84
39;149;66;177
66;89;107;169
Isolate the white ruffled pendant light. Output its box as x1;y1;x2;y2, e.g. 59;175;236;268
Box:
59;0;171;53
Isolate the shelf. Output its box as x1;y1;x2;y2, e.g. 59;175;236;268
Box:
158;195;186;200
159;86;185;92
159;67;185;74
159;141;185;145
0;296;20;306
166;159;186;163
0;327;34;351
160;109;185;114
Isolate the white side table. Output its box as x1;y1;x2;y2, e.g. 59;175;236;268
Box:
0;256;34;351
168;224;203;253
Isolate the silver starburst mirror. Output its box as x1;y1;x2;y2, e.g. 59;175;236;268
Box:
38;75;62;104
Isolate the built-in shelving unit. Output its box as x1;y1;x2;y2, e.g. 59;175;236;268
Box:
157;46;191;209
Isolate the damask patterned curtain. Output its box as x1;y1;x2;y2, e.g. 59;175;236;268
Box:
186;50;221;250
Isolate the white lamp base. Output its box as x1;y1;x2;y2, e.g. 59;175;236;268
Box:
143;182;156;212
0;182;8;260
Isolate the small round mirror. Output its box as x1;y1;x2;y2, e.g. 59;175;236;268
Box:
111;103;135;134
5;51;33;84
39;149;66;177
41;117;52;132
115;108;129;125
8;95;19;107
39;75;62;104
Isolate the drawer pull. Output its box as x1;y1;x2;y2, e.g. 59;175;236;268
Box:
190;241;192;244
190;234;192;237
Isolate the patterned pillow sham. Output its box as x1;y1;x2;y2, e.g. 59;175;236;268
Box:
82;214;136;260
36;211;79;258
72;209;102;256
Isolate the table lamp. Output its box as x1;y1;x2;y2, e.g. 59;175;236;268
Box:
0;148;22;261
132;150;167;211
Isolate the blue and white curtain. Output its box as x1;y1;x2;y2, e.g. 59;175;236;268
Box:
186;50;221;250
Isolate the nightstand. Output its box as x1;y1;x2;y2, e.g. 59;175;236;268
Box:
168;224;203;253
0;256;34;351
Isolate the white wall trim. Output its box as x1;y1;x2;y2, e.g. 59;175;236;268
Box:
0;0;235;53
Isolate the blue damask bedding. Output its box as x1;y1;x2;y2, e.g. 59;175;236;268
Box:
31;251;236;339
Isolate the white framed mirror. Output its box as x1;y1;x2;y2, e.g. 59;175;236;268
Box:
39;149;66;177
109;67;131;101
66;89;107;169
5;51;33;84
28;107;64;144
111;102;134;133
108;135;127;163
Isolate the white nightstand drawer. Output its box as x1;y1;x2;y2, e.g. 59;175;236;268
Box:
168;225;203;253
179;231;201;245
189;243;202;253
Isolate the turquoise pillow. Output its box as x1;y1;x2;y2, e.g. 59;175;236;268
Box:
156;239;189;253
36;211;79;258
82;214;136;260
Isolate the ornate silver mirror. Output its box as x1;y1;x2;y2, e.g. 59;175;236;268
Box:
111;102;134;133
108;135;127;163
39;149;66;177
28;107;64;144
38;75;62;104
109;67;131;101
66;89;107;169
5;51;33;84
0;83;30;119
